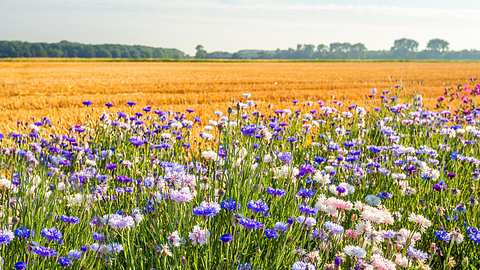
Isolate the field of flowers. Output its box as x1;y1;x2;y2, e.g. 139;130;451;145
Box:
0;80;479;269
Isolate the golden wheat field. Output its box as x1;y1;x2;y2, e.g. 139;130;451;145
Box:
1;61;479;131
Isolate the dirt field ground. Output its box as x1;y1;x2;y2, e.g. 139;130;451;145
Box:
1;61;479;130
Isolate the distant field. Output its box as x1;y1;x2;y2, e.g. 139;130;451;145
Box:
1;61;479;130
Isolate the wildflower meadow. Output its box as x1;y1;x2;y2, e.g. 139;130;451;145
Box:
0;82;479;269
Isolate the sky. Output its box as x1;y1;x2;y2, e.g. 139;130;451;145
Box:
1;0;480;55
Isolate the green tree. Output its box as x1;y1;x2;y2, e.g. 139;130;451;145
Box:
195;45;207;59
426;39;449;52
390;38;419;58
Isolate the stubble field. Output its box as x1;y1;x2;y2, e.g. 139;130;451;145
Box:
1;61;479;130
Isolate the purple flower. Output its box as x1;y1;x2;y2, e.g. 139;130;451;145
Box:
238;217;264;230
407;246;429;261
105;102;113;108
32;246;58;257
266;187;286;197
241;124;257;137
128;137;146;147
82;100;92;107
298;204;318;215
106;163;117;170
277;152;292;164
298;164;315;177
324;221;344;234
60;215;80;224
116;175;132;184
127;101;136;107
93;232;105;241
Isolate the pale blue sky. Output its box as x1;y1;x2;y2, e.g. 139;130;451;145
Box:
1;0;479;54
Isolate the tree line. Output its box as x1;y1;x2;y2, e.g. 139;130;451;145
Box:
2;38;480;60
196;38;480;60
0;40;186;59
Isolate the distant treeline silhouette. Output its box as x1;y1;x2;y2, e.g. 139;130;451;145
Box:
0;40;186;59
196;38;480;60
2;38;480;60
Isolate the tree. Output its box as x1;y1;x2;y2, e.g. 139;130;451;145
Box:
303;44;315;58
391;38;419;53
350;43;367;58
426;39;449;52
195;45;207;59
316;44;328;53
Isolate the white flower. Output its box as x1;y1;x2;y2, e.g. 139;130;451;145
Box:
201;150;219;161
168;231;183;247
408;213;432;230
189;225;209;246
0;178;12;190
394;253;409;267
312;171;330;185
343;245;366;258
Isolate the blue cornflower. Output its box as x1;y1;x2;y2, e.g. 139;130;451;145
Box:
434;229;451;243
264;229;278;239
68;250;83;260
377;192;392;199
0;230;14;245
192;202;221;217
266;187;286;197
41;227;63;244
220;199;238;211
247;200;269;214
238;263;252;270
466;226;480;244
58;256;72;267
297;188;315;198
314;156;325;164
15;227;32;239
14;262;27;270
220;234;233;243
274;222;289;233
